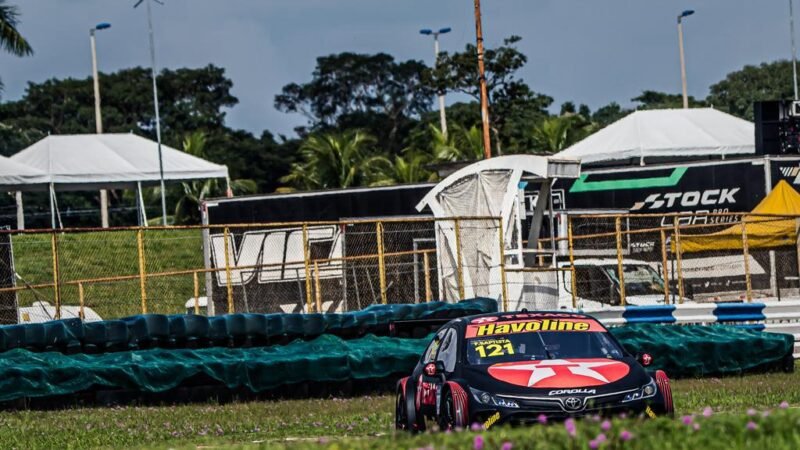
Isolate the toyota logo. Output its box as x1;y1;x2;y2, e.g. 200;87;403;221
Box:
563;397;583;411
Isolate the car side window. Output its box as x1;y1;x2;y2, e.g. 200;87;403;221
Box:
435;328;458;373
422;329;446;364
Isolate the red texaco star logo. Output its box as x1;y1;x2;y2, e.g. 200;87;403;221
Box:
488;359;630;388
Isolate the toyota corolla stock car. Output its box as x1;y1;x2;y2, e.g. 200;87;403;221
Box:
395;311;673;431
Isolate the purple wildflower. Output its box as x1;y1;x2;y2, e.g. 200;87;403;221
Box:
596;433;607;443
501;442;513;450
601;420;612;431
681;415;693;425
565;418;577;437
588;439;599;450
780;401;790;409
537;414;548;425
620;430;633;441
473;434;484;450
746;421;758;431
692;423;700;431
762;410;771;418
470;422;483;431
702;407;713;417
746;408;756;416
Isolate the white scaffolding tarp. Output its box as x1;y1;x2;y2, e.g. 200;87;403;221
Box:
556;108;755;165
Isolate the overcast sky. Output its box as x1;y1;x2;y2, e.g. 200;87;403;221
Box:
0;1;795;138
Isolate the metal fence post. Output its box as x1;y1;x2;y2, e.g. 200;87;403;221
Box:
454;218;465;300
314;261;322;313
302;224;313;312
660;229;670;305
673;216;685;304
423;251;432;302
376;222;388;304
567;216;577;309
497;219;508;312
222;227;234;313
193;271;200;315
136;228;148;314
50;231;61;319
615;216;626;306
78;282;85;320
742;221;753;302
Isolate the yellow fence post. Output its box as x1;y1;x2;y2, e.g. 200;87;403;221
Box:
78;282;85;320
136;228;148;314
376;222;388;304
193;271;200;315
615;216;626;306
423;251;432;302
660;229;670;305
302;224;313;312
314;261;322;313
742;221;753;302
497;219;508;312
222;227;234;313
567;216;578;309
50;231;61;320
454;219;465;300
673;216;685;304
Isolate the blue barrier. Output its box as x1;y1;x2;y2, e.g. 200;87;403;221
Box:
713;302;766;323
621;305;677;324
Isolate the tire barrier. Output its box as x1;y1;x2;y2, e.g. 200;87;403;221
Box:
0;323;791;403
585;301;800;358
0;298;497;355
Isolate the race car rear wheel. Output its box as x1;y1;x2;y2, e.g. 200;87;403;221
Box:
655;370;674;417
395;378;423;432
395;388;410;430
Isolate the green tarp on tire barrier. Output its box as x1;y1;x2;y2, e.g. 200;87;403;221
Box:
0;324;791;403
0;334;431;402
610;324;795;377
0;298;497;355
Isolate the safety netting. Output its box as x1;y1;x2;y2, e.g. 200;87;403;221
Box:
0;324;791;402
610;324;794;377
0;298;497;355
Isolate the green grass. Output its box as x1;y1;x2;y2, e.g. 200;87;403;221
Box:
1;369;799;450
12;229;203;318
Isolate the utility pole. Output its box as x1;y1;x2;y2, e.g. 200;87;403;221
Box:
677;10;695;109
474;0;492;159
791;0;799;100
420;27;452;137
90;23;111;228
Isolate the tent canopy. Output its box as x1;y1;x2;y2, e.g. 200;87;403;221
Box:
0;155;48;190
679;180;800;253
556;108;755;166
10;133;229;191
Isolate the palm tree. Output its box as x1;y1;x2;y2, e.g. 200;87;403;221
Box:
173;131;256;224
280;130;378;190
368;153;437;187
0;1;33;94
432;123;485;162
530;115;596;153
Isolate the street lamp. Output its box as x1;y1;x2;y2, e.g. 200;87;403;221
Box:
677;10;694;109
790;0;799;100
134;0;168;226
90;22;111;228
420;27;452;138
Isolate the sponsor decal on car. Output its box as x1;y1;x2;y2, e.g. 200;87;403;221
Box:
487;359;630;388
548;388;597;396
483;411;501;430
466;318;604;338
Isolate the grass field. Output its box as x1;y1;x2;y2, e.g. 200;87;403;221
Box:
12;229;204;318
1;368;799;449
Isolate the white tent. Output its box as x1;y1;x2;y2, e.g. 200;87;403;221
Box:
0;155;48;190
555;108;755;166
10;134;230;228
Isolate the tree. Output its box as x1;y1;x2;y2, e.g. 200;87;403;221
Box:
530;114;595;153
426;36;553;154
0;0;33;95
368;153;436;187
591;102;630;128
280;130;380;190
631;90;705;110
707;60;795;121
173;131;256;224
274;53;434;154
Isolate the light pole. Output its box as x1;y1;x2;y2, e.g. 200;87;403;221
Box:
135;0;168;226
790;0;799;100
677;10;694;109
474;0;492;159
420;27;451;138
90;22;111;228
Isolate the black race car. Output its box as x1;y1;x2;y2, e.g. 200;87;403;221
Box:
395;311;673;431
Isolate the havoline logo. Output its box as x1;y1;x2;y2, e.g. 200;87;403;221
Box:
630;188;739;211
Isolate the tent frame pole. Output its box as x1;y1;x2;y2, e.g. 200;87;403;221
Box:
49;183;56;230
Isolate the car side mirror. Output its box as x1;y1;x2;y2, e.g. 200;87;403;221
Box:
424;361;446;376
636;352;653;367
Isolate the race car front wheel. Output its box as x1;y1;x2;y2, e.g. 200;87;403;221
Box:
438;383;468;431
655;370;674;417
